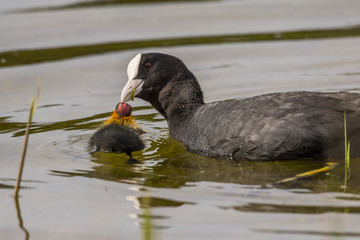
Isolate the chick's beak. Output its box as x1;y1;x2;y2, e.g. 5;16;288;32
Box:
120;78;143;102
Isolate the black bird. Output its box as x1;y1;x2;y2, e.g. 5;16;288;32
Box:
89;102;144;164
120;53;360;160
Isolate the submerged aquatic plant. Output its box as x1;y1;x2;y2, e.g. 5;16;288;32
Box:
272;162;338;186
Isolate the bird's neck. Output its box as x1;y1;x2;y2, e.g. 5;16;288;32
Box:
151;75;204;139
157;75;204;116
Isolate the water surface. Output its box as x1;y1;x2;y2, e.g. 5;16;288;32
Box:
1;0;360;239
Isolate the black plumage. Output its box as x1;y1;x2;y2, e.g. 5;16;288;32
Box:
90;124;144;164
89;104;145;164
121;53;360;160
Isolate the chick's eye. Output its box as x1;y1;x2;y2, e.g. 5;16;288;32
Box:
145;62;151;69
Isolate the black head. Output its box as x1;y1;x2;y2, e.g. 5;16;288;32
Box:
121;53;204;117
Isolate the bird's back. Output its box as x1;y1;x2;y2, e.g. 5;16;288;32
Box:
177;91;360;160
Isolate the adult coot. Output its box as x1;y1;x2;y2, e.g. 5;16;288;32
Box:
89;102;144;164
120;53;360;160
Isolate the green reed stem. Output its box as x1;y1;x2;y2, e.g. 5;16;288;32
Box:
14;84;40;198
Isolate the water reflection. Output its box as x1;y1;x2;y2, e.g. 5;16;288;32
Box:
9;0;215;13
252;229;360;238
232;202;360;214
50;133;350;191
2;105;155;137
14;197;30;240
1;25;360;68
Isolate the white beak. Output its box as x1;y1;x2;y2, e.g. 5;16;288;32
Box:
120;78;143;102
120;53;143;102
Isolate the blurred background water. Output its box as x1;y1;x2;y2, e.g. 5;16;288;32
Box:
1;0;360;239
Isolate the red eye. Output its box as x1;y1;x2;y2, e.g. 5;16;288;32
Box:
145;62;151;69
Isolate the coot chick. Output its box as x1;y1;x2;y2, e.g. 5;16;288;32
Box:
120;53;360;161
89;102;144;164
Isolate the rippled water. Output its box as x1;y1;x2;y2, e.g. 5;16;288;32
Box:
1;0;360;239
